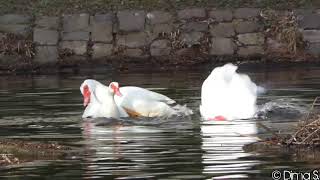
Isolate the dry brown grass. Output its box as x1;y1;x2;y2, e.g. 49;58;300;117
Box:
285;97;320;146
262;10;305;55
0;33;35;59
0;139;70;166
255;97;320;148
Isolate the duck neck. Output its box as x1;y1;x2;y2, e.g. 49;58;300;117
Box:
83;85;120;118
100;90;121;118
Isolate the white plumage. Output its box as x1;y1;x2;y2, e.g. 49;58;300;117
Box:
200;63;259;120
80;79;128;119
80;80;192;118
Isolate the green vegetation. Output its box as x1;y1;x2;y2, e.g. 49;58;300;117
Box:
0;0;319;15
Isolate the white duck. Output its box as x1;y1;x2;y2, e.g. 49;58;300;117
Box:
80;80;192;118
200;63;260;120
80;79;129;118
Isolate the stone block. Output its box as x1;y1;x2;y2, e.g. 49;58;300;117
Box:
90;14;113;43
60;41;87;55
180;22;208;32
35;16;60;30
237;33;264;45
295;9;313;17
123;48;144;57
178;8;206;20
63;14;89;32
0;24;31;37
91;24;113;42
92;43;113;58
147;11;173;25
62;31;89;41
307;43;320;56
238;46;264;56
180;32;204;47
209;9;233;22
34;46;58;64
210;37;235;55
234;8;260;19
299;13;320;29
0;14;32;24
117;10;145;32
302;30;320;43
210;23;235;37
150;39;171;56
90;13;113;24
234;21;262;33
33;29;59;45
117;32;149;48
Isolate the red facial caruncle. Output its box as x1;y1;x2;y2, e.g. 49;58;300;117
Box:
110;82;122;97
208;115;226;121
83;85;91;107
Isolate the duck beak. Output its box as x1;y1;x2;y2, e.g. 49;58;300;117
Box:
208;116;226;121
83;85;91;107
114;87;122;97
83;96;90;107
111;83;122;97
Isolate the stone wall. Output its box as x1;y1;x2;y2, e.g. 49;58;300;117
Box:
0;8;320;65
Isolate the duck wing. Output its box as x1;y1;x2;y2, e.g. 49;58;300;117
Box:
114;86;180;117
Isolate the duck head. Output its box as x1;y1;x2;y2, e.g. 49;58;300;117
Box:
80;79;124;119
82;84;91;107
109;82;122;97
80;79;101;107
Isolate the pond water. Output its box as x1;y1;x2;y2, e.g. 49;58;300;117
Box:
0;64;320;179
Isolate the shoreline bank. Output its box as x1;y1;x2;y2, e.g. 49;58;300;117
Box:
0;7;320;73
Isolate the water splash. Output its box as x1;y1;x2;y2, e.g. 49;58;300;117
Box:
256;98;309;120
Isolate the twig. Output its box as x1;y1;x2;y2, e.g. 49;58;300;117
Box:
1;154;12;164
286;96;320;144
304;96;319;122
235;133;262;141
301;128;320;144
256;121;281;139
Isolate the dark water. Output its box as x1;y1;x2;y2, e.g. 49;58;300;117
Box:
0;64;320;179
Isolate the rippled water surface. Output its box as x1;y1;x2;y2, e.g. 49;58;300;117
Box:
1;64;320;179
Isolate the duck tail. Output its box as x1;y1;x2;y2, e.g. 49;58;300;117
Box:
172;104;194;116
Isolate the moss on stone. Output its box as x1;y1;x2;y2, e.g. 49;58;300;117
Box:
0;0;319;16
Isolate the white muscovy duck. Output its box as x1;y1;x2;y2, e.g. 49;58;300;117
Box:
80;79;192;118
112;82;193;117
80;79;129;118
200;63;261;120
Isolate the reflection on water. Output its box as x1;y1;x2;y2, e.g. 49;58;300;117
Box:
201;119;259;179
81;116;202;179
0;64;320;179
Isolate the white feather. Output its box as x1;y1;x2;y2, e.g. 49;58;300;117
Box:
80;79;129;118
200;63;259;120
